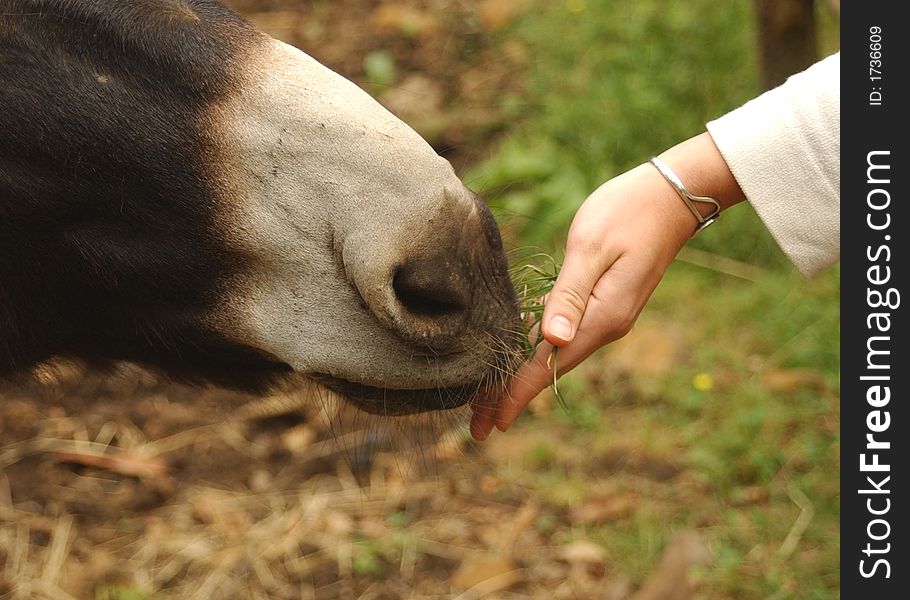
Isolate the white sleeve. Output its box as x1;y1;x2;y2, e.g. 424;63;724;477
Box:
706;52;840;277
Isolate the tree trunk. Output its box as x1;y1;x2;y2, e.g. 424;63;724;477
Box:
754;0;818;90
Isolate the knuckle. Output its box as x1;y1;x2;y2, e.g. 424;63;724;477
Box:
566;226;602;255
554;285;588;316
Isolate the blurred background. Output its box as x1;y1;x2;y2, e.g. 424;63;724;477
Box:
1;1;840;598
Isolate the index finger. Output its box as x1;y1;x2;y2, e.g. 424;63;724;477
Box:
492;340;555;431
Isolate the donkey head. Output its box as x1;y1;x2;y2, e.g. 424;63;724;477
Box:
0;0;522;414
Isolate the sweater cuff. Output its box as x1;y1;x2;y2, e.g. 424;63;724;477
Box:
706;53;840;277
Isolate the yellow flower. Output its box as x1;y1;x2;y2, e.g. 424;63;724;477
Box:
692;372;714;392
566;0;586;13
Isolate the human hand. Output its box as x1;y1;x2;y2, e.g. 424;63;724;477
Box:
470;132;743;440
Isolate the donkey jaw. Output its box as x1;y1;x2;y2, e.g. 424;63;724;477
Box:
311;374;483;415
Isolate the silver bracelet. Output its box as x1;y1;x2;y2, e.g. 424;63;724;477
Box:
649;156;721;235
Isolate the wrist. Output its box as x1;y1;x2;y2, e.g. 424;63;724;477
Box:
656;131;745;219
649;156;721;235
628;163;701;251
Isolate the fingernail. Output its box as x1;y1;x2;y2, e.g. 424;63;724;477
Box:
549;315;574;342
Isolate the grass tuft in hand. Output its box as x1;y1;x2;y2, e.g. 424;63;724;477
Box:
509;251;568;411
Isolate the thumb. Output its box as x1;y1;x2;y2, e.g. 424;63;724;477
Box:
541;248;606;346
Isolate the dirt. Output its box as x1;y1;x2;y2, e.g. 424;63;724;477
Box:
1;371;605;599
226;0;529;173
0;359;702;599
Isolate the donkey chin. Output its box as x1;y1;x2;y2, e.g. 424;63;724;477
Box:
0;0;524;416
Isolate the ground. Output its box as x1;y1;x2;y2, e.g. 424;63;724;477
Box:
1;1;840;599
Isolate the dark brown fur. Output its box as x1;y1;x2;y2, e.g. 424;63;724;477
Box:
0;0;291;389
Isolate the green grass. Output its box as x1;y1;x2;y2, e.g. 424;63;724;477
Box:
467;1;840;598
95;585;147;600
466;1;760;252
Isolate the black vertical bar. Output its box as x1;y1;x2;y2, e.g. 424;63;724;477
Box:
841;2;906;596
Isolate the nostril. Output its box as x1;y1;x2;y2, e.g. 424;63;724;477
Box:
392;264;468;318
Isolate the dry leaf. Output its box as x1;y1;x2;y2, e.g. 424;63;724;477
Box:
54;452;169;480
630;531;712;600
559;540;607;564
606;323;689;377
280;424;316;454
762;368;827;392
475;0;530;31
730;485;770;506
569;494;636;525
597;447;683;481
190;492;252;539
451;553;521;591
371;4;439;37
